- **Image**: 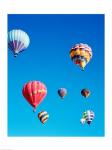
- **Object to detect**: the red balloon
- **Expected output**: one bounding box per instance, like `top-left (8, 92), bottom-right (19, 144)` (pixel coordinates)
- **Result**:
top-left (22, 81), bottom-right (47, 111)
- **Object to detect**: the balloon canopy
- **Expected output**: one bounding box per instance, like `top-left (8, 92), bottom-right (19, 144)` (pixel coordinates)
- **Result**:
top-left (8, 29), bottom-right (30, 57)
top-left (81, 89), bottom-right (90, 98)
top-left (81, 110), bottom-right (95, 125)
top-left (58, 88), bottom-right (67, 99)
top-left (38, 111), bottom-right (49, 124)
top-left (70, 43), bottom-right (92, 70)
top-left (22, 81), bottom-right (47, 111)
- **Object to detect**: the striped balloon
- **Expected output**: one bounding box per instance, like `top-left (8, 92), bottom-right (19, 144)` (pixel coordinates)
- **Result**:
top-left (22, 81), bottom-right (47, 112)
top-left (82, 110), bottom-right (95, 125)
top-left (8, 29), bottom-right (30, 57)
top-left (38, 111), bottom-right (49, 124)
top-left (70, 43), bottom-right (92, 70)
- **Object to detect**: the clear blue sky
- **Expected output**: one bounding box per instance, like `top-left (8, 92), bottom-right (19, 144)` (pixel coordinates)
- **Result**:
top-left (8, 14), bottom-right (104, 136)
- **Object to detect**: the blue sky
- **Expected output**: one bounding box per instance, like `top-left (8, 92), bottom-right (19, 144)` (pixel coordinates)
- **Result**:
top-left (8, 14), bottom-right (104, 136)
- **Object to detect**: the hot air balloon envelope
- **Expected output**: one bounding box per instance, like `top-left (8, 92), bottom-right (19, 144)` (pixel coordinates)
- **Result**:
top-left (70, 43), bottom-right (92, 70)
top-left (81, 110), bottom-right (95, 125)
top-left (81, 89), bottom-right (90, 98)
top-left (38, 111), bottom-right (49, 124)
top-left (58, 88), bottom-right (67, 99)
top-left (22, 81), bottom-right (47, 111)
top-left (8, 29), bottom-right (30, 57)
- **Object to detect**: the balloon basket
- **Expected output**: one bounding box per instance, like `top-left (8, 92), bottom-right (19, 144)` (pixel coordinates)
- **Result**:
top-left (14, 54), bottom-right (17, 57)
top-left (33, 109), bottom-right (36, 113)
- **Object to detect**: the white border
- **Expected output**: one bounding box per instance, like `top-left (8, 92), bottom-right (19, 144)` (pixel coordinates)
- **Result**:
top-left (0, 0), bottom-right (112, 149)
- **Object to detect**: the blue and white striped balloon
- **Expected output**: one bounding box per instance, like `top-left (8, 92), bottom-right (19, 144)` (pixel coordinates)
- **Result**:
top-left (8, 29), bottom-right (30, 57)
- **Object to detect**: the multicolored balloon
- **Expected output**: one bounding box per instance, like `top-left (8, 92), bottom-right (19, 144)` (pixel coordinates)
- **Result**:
top-left (58, 88), bottom-right (67, 99)
top-left (8, 29), bottom-right (30, 57)
top-left (81, 110), bottom-right (95, 125)
top-left (38, 111), bottom-right (49, 124)
top-left (81, 89), bottom-right (90, 98)
top-left (22, 81), bottom-right (47, 112)
top-left (69, 43), bottom-right (92, 70)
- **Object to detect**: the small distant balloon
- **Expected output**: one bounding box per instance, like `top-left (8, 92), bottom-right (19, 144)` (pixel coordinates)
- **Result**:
top-left (8, 29), bottom-right (30, 57)
top-left (81, 110), bottom-right (95, 125)
top-left (80, 118), bottom-right (86, 124)
top-left (58, 88), bottom-right (67, 99)
top-left (69, 43), bottom-right (92, 70)
top-left (81, 89), bottom-right (90, 98)
top-left (38, 111), bottom-right (49, 124)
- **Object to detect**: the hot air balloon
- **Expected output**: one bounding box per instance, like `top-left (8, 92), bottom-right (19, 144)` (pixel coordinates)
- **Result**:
top-left (58, 88), bottom-right (67, 99)
top-left (38, 111), bottom-right (49, 124)
top-left (81, 110), bottom-right (95, 125)
top-left (80, 118), bottom-right (86, 124)
top-left (69, 43), bottom-right (92, 70)
top-left (22, 81), bottom-right (47, 112)
top-left (85, 110), bottom-right (95, 125)
top-left (81, 89), bottom-right (90, 98)
top-left (8, 29), bottom-right (30, 57)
